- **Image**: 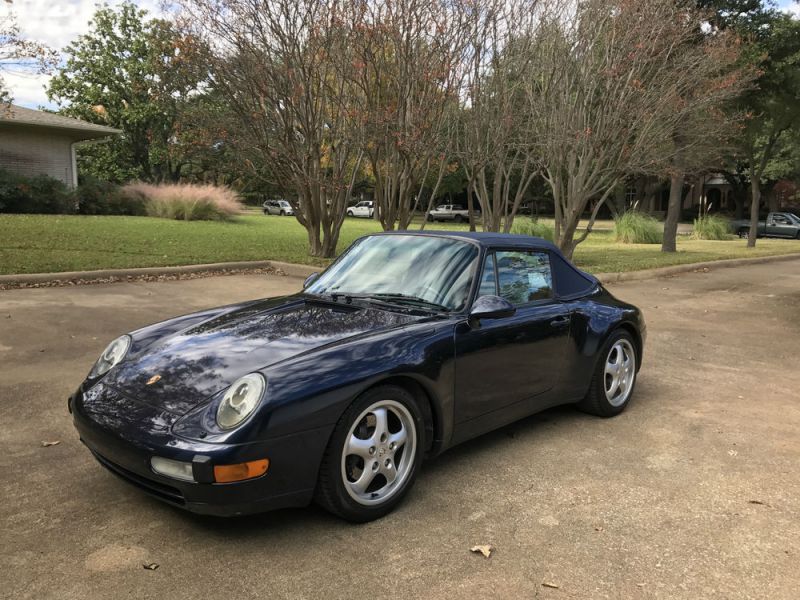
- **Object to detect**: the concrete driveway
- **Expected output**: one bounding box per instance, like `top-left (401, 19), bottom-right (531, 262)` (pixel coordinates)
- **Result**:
top-left (2, 260), bottom-right (799, 599)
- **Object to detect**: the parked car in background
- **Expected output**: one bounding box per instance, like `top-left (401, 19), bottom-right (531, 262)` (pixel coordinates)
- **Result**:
top-left (428, 204), bottom-right (476, 223)
top-left (731, 212), bottom-right (800, 239)
top-left (263, 200), bottom-right (294, 216)
top-left (69, 231), bottom-right (645, 522)
top-left (347, 201), bottom-right (374, 218)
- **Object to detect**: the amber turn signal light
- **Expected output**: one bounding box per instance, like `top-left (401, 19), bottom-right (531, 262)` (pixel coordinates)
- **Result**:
top-left (213, 459), bottom-right (269, 483)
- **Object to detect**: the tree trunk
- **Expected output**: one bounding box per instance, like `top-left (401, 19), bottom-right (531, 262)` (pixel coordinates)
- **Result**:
top-left (558, 218), bottom-right (580, 260)
top-left (661, 172), bottom-right (684, 253)
top-left (466, 180), bottom-right (477, 232)
top-left (747, 177), bottom-right (760, 248)
top-left (307, 226), bottom-right (323, 257)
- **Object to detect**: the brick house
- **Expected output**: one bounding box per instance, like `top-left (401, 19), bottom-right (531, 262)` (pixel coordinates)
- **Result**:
top-left (0, 105), bottom-right (119, 188)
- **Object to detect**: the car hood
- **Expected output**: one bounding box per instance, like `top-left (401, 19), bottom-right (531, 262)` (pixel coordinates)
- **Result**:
top-left (105, 297), bottom-right (423, 415)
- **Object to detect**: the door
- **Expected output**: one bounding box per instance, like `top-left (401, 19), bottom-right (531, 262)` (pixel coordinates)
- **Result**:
top-left (454, 249), bottom-right (572, 424)
top-left (767, 214), bottom-right (794, 237)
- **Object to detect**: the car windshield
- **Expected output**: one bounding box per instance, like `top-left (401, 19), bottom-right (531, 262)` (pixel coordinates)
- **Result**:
top-left (306, 235), bottom-right (479, 311)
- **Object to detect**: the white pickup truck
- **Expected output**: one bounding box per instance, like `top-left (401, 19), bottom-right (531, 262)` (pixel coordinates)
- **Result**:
top-left (427, 204), bottom-right (476, 223)
top-left (347, 201), bottom-right (374, 218)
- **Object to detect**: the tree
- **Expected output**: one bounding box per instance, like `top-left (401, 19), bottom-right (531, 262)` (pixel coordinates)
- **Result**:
top-left (739, 13), bottom-right (800, 246)
top-left (178, 0), bottom-right (365, 257)
top-left (660, 20), bottom-right (751, 253)
top-left (47, 2), bottom-right (209, 183)
top-left (456, 0), bottom-right (544, 233)
top-left (526, 0), bottom-right (749, 258)
top-left (0, 3), bottom-right (57, 104)
top-left (349, 0), bottom-right (467, 231)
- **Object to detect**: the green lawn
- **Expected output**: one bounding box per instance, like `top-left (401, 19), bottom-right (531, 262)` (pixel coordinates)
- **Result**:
top-left (1, 213), bottom-right (798, 276)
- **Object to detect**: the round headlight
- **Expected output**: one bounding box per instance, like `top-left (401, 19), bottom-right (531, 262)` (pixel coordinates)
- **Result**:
top-left (89, 335), bottom-right (131, 379)
top-left (216, 373), bottom-right (266, 430)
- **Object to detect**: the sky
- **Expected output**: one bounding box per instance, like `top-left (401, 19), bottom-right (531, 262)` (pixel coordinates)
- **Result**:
top-left (1, 0), bottom-right (164, 109)
top-left (2, 0), bottom-right (800, 110)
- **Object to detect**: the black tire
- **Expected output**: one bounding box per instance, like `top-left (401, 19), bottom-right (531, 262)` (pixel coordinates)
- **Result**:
top-left (454, 214), bottom-right (464, 223)
top-left (315, 385), bottom-right (425, 522)
top-left (263, 209), bottom-right (268, 215)
top-left (738, 228), bottom-right (749, 239)
top-left (347, 210), bottom-right (354, 217)
top-left (426, 214), bottom-right (434, 222)
top-left (280, 210), bottom-right (286, 216)
top-left (578, 330), bottom-right (638, 418)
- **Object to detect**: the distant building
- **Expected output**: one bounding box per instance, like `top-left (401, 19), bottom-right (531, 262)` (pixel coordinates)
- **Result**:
top-left (0, 104), bottom-right (119, 188)
top-left (622, 172), bottom-right (789, 218)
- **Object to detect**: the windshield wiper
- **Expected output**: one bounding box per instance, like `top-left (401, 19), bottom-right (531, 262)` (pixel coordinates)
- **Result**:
top-left (355, 293), bottom-right (448, 312)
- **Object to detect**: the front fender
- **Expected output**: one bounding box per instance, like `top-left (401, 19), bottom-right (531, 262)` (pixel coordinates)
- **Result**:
top-left (172, 320), bottom-right (458, 451)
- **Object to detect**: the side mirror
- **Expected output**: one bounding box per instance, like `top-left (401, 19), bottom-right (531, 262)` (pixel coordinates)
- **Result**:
top-left (469, 295), bottom-right (516, 322)
top-left (303, 272), bottom-right (320, 289)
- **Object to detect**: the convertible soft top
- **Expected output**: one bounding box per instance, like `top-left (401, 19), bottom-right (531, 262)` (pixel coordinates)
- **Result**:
top-left (372, 230), bottom-right (599, 298)
top-left (376, 229), bottom-right (559, 250)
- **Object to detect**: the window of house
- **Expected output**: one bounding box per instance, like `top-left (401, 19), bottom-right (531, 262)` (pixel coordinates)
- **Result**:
top-left (625, 184), bottom-right (637, 207)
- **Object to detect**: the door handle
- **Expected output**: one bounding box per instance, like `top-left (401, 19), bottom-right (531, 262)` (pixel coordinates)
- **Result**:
top-left (550, 315), bottom-right (571, 327)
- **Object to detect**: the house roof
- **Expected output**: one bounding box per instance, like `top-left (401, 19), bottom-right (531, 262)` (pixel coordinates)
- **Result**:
top-left (0, 104), bottom-right (121, 140)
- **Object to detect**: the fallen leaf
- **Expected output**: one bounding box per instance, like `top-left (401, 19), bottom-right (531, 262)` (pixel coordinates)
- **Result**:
top-left (748, 500), bottom-right (768, 506)
top-left (594, 526), bottom-right (604, 532)
top-left (142, 562), bottom-right (159, 570)
top-left (542, 582), bottom-right (560, 589)
top-left (470, 544), bottom-right (493, 558)
top-left (41, 440), bottom-right (60, 447)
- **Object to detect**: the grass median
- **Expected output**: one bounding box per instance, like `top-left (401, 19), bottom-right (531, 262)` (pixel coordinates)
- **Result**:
top-left (1, 213), bottom-right (798, 276)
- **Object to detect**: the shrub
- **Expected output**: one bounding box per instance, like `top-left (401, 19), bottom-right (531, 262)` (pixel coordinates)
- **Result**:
top-left (614, 211), bottom-right (663, 244)
top-left (75, 177), bottom-right (145, 215)
top-left (692, 214), bottom-right (731, 240)
top-left (0, 169), bottom-right (75, 214)
top-left (122, 182), bottom-right (244, 221)
top-left (510, 217), bottom-right (555, 241)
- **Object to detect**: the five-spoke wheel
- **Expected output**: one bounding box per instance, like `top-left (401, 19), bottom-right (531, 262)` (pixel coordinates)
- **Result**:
top-left (604, 339), bottom-right (636, 407)
top-left (316, 385), bottom-right (423, 522)
top-left (341, 400), bottom-right (416, 505)
top-left (579, 330), bottom-right (639, 417)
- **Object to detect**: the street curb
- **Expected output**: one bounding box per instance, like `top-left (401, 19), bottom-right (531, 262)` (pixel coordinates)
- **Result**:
top-left (594, 252), bottom-right (800, 284)
top-left (1, 251), bottom-right (798, 288)
top-left (0, 259), bottom-right (318, 286)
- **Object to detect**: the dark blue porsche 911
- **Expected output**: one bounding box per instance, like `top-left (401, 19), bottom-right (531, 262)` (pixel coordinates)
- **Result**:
top-left (70, 231), bottom-right (645, 522)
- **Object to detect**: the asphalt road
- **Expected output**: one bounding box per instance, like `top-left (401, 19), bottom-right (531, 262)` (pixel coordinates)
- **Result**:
top-left (2, 260), bottom-right (799, 599)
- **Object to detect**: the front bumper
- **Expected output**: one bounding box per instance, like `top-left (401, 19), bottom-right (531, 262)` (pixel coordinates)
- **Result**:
top-left (69, 388), bottom-right (331, 516)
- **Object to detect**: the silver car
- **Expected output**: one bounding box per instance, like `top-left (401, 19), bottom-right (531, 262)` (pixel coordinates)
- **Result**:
top-left (262, 200), bottom-right (295, 216)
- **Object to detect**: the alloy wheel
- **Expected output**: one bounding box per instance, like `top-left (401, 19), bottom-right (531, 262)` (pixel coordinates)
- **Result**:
top-left (341, 400), bottom-right (417, 506)
top-left (604, 339), bottom-right (636, 407)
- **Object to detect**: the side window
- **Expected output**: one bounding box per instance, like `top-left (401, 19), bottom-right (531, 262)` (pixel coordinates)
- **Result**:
top-left (478, 253), bottom-right (497, 297)
top-left (495, 251), bottom-right (553, 305)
